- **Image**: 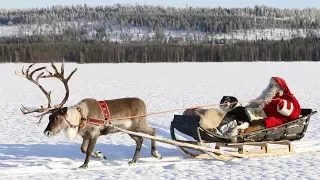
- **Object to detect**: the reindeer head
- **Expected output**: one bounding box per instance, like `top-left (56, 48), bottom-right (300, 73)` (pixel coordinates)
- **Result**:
top-left (44, 107), bottom-right (68, 136)
top-left (15, 61), bottom-right (77, 137)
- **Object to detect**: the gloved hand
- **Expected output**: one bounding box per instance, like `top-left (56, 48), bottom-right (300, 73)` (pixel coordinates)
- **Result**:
top-left (245, 107), bottom-right (266, 121)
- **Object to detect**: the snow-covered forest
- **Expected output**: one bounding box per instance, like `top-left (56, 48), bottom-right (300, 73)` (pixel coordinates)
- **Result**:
top-left (1, 4), bottom-right (320, 43)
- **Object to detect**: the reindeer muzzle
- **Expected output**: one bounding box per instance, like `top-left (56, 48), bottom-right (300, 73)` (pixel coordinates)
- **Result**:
top-left (44, 130), bottom-right (54, 137)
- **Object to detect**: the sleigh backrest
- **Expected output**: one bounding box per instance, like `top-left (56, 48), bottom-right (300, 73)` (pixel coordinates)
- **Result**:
top-left (282, 108), bottom-right (316, 140)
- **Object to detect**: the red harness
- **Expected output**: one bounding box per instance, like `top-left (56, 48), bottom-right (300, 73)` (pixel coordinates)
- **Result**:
top-left (97, 101), bottom-right (111, 119)
top-left (80, 101), bottom-right (111, 126)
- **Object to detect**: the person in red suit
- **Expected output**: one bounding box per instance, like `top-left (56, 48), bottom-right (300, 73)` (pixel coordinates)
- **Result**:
top-left (243, 77), bottom-right (301, 133)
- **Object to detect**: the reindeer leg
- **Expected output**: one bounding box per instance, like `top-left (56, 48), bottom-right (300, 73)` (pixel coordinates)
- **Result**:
top-left (79, 137), bottom-right (97, 169)
top-left (149, 127), bottom-right (162, 160)
top-left (81, 138), bottom-right (106, 160)
top-left (128, 135), bottom-right (143, 165)
top-left (139, 126), bottom-right (162, 160)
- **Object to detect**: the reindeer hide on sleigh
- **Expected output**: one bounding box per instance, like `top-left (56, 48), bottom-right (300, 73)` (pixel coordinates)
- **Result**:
top-left (183, 108), bottom-right (226, 131)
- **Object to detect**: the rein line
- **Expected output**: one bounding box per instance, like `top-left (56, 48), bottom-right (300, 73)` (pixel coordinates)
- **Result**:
top-left (106, 98), bottom-right (280, 121)
top-left (76, 98), bottom-right (280, 125)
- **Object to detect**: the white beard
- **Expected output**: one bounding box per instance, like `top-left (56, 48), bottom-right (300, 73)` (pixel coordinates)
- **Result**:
top-left (246, 84), bottom-right (282, 109)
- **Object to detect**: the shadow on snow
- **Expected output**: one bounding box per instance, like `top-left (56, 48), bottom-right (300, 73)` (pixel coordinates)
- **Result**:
top-left (0, 141), bottom-right (183, 162)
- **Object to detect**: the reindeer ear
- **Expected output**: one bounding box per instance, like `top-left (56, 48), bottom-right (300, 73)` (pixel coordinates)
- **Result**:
top-left (60, 107), bottom-right (68, 114)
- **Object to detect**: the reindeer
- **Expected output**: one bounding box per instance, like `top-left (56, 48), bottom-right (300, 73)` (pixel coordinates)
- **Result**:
top-left (15, 62), bottom-right (162, 169)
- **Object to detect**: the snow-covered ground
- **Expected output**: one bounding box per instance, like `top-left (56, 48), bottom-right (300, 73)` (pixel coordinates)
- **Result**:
top-left (1, 62), bottom-right (320, 179)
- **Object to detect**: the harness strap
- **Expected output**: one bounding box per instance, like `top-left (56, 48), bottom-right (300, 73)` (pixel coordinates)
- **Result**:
top-left (64, 117), bottom-right (80, 128)
top-left (81, 117), bottom-right (109, 126)
top-left (97, 101), bottom-right (111, 120)
top-left (59, 108), bottom-right (81, 129)
top-left (76, 101), bottom-right (111, 127)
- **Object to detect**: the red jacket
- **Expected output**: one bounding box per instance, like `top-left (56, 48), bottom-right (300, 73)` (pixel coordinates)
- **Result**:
top-left (262, 77), bottom-right (301, 128)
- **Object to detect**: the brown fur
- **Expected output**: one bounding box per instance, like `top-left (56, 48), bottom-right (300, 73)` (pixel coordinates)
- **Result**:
top-left (44, 97), bottom-right (162, 169)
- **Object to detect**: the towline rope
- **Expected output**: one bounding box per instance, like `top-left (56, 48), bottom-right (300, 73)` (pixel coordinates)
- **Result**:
top-left (106, 98), bottom-right (280, 121)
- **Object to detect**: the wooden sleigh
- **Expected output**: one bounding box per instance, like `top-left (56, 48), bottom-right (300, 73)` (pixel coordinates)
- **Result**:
top-left (169, 108), bottom-right (318, 160)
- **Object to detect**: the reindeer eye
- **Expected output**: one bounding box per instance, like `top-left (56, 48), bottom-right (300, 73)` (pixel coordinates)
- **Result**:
top-left (49, 116), bottom-right (58, 122)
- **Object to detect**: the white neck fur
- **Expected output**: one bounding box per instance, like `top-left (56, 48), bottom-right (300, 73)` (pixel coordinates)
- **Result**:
top-left (63, 106), bottom-right (81, 140)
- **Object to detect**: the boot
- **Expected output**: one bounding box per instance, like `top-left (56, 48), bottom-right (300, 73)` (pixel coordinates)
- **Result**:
top-left (242, 120), bottom-right (266, 134)
top-left (243, 124), bottom-right (262, 133)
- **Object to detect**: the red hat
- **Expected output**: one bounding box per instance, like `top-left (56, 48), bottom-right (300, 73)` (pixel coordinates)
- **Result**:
top-left (269, 77), bottom-right (291, 95)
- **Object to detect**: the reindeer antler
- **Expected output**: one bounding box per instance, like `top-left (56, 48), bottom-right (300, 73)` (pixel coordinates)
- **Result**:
top-left (15, 60), bottom-right (77, 124)
top-left (15, 63), bottom-right (52, 114)
top-left (40, 60), bottom-right (77, 109)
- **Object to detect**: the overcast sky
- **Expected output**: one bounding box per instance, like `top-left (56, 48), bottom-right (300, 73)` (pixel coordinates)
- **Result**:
top-left (1, 0), bottom-right (320, 9)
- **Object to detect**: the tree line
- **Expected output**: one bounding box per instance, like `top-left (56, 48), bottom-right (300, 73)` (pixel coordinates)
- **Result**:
top-left (1, 4), bottom-right (320, 34)
top-left (1, 35), bottom-right (319, 63)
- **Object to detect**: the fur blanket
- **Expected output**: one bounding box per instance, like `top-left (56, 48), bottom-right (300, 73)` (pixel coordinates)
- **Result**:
top-left (183, 108), bottom-right (226, 131)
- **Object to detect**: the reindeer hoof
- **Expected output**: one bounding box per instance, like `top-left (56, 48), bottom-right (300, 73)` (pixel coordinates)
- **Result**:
top-left (152, 150), bottom-right (162, 160)
top-left (128, 160), bottom-right (136, 166)
top-left (79, 164), bottom-right (88, 169)
top-left (92, 151), bottom-right (107, 159)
